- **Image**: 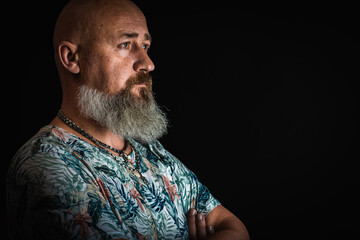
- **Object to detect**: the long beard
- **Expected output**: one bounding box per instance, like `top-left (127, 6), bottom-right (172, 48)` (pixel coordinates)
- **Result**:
top-left (77, 73), bottom-right (168, 144)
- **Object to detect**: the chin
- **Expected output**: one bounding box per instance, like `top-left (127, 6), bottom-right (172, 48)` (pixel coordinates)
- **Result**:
top-left (131, 87), bottom-right (143, 98)
top-left (131, 85), bottom-right (151, 98)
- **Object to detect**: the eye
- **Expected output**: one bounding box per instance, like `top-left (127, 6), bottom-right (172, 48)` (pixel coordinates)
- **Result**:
top-left (120, 42), bottom-right (130, 49)
top-left (142, 43), bottom-right (150, 51)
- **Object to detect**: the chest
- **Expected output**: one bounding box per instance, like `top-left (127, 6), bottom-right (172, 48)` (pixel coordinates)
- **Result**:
top-left (85, 149), bottom-right (189, 239)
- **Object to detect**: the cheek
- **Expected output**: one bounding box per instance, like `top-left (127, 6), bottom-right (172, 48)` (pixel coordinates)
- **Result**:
top-left (81, 59), bottom-right (106, 90)
top-left (105, 60), bottom-right (133, 94)
top-left (80, 47), bottom-right (135, 93)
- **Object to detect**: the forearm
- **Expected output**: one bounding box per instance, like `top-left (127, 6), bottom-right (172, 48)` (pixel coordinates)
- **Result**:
top-left (207, 216), bottom-right (250, 240)
top-left (187, 206), bottom-right (250, 240)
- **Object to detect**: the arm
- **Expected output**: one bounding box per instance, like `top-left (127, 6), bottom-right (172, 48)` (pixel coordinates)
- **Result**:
top-left (206, 205), bottom-right (250, 240)
top-left (187, 205), bottom-right (250, 240)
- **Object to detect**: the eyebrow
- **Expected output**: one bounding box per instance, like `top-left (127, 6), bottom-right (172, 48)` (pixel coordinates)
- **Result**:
top-left (119, 32), bottom-right (152, 42)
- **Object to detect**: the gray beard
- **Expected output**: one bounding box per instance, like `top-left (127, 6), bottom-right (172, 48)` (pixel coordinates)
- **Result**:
top-left (77, 84), bottom-right (168, 144)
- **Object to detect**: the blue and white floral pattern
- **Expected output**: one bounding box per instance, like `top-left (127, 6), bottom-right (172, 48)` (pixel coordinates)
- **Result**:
top-left (7, 126), bottom-right (220, 240)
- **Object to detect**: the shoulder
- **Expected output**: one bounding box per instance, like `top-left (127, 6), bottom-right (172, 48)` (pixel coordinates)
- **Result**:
top-left (10, 126), bottom-right (75, 166)
top-left (7, 126), bottom-right (97, 211)
top-left (8, 126), bottom-right (88, 193)
top-left (12, 125), bottom-right (78, 158)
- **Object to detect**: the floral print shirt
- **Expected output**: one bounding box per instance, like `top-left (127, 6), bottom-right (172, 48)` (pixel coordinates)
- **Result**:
top-left (7, 126), bottom-right (220, 240)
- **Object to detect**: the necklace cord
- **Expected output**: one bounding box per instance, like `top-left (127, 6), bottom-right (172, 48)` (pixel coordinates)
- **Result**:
top-left (56, 111), bottom-right (158, 235)
top-left (57, 110), bottom-right (142, 174)
top-left (57, 110), bottom-right (127, 154)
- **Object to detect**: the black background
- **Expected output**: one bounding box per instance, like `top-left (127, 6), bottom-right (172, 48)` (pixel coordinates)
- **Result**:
top-left (2, 1), bottom-right (360, 239)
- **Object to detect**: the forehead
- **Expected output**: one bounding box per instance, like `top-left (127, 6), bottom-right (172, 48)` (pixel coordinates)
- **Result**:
top-left (97, 4), bottom-right (149, 37)
top-left (97, 14), bottom-right (151, 40)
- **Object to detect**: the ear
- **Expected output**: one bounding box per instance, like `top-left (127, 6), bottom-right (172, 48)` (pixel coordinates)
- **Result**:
top-left (58, 41), bottom-right (80, 74)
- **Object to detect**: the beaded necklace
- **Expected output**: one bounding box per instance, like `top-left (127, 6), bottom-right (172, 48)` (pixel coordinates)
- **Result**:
top-left (57, 110), bottom-right (160, 237)
top-left (57, 110), bottom-right (143, 177)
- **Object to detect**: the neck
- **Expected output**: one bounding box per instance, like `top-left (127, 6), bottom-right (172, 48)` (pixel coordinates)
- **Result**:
top-left (50, 106), bottom-right (127, 152)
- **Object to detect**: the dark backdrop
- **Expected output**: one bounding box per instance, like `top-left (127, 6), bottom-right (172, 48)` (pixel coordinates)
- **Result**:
top-left (3, 1), bottom-right (360, 239)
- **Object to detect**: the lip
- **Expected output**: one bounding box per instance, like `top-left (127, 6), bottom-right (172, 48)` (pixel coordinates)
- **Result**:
top-left (134, 82), bottom-right (147, 86)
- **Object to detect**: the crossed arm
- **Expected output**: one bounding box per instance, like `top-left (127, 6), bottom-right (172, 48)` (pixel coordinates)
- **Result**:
top-left (115, 205), bottom-right (249, 240)
top-left (186, 205), bottom-right (250, 240)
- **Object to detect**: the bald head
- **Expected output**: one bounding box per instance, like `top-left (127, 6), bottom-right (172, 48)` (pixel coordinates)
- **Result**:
top-left (53, 0), bottom-right (143, 48)
top-left (53, 0), bottom-right (152, 81)
top-left (53, 0), bottom-right (155, 112)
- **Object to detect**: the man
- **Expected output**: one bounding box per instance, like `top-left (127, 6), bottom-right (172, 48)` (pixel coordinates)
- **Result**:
top-left (7, 0), bottom-right (250, 239)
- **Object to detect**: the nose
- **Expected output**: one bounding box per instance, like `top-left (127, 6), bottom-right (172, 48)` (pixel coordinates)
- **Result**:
top-left (133, 49), bottom-right (155, 73)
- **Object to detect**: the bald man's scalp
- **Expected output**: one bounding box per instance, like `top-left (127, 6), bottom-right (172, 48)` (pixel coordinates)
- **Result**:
top-left (53, 0), bottom-right (144, 76)
top-left (53, 0), bottom-right (142, 50)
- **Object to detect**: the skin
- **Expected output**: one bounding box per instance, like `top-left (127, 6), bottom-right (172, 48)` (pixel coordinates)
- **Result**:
top-left (51, 0), bottom-right (250, 239)
top-left (51, 0), bottom-right (154, 152)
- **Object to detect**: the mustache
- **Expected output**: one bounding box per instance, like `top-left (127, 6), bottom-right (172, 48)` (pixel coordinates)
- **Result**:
top-left (125, 72), bottom-right (152, 88)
